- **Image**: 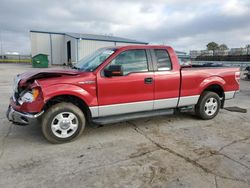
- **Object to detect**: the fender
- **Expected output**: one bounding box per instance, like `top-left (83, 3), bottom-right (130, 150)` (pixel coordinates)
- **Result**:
top-left (42, 83), bottom-right (98, 107)
top-left (199, 76), bottom-right (226, 94)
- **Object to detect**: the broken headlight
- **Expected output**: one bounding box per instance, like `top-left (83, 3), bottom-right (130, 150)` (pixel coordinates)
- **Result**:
top-left (18, 88), bottom-right (40, 105)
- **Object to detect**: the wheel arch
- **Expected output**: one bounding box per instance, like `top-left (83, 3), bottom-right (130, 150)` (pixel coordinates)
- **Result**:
top-left (203, 84), bottom-right (224, 98)
top-left (43, 94), bottom-right (92, 121)
top-left (200, 84), bottom-right (225, 108)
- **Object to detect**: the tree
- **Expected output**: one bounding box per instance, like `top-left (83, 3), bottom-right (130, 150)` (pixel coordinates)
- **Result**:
top-left (246, 44), bottom-right (250, 48)
top-left (219, 44), bottom-right (228, 50)
top-left (206, 42), bottom-right (219, 51)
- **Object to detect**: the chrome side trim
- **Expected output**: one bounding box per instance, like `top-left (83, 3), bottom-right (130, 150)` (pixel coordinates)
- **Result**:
top-left (89, 106), bottom-right (99, 118)
top-left (224, 91), bottom-right (236, 100)
top-left (178, 95), bottom-right (200, 107)
top-left (90, 95), bottom-right (201, 118)
top-left (154, 98), bottom-right (178, 110)
top-left (99, 100), bottom-right (153, 117)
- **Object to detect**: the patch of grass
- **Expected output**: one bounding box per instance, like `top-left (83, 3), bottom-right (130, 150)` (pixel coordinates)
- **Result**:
top-left (0, 59), bottom-right (31, 63)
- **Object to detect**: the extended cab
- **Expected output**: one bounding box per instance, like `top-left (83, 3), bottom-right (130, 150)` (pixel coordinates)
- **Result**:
top-left (6, 45), bottom-right (240, 143)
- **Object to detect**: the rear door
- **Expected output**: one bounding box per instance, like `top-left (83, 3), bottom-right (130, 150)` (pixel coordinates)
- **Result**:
top-left (151, 49), bottom-right (181, 110)
top-left (97, 49), bottom-right (154, 117)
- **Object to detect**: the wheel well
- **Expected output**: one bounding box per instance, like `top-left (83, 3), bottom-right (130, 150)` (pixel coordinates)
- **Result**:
top-left (43, 95), bottom-right (92, 121)
top-left (203, 84), bottom-right (224, 98)
top-left (203, 84), bottom-right (225, 108)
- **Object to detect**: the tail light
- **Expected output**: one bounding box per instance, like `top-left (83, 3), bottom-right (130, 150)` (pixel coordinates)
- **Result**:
top-left (235, 71), bottom-right (240, 84)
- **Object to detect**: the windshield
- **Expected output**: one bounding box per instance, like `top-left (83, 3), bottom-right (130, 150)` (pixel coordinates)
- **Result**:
top-left (74, 48), bottom-right (116, 71)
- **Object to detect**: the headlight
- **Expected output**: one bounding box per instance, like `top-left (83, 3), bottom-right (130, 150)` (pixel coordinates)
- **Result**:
top-left (18, 88), bottom-right (40, 105)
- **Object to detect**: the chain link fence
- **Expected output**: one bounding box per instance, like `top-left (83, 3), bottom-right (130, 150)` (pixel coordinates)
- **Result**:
top-left (0, 54), bottom-right (31, 63)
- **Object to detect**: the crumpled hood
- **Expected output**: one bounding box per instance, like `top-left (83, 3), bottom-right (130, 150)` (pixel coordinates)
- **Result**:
top-left (18, 69), bottom-right (80, 86)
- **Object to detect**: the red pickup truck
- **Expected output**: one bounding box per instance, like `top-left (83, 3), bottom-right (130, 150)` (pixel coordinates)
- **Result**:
top-left (7, 45), bottom-right (240, 143)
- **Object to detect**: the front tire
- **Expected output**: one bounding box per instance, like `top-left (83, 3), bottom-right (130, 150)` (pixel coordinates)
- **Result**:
top-left (195, 91), bottom-right (221, 120)
top-left (41, 102), bottom-right (85, 144)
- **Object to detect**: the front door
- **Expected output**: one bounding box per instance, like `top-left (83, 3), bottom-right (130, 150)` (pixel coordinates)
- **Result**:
top-left (97, 49), bottom-right (154, 117)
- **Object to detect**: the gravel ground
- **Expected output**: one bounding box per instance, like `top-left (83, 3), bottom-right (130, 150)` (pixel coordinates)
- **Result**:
top-left (0, 63), bottom-right (250, 188)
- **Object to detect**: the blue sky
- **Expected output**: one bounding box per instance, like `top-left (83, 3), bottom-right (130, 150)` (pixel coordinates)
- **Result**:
top-left (0, 0), bottom-right (250, 54)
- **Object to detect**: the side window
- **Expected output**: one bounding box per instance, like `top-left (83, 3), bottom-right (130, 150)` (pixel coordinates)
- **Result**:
top-left (109, 50), bottom-right (148, 75)
top-left (154, 49), bottom-right (172, 71)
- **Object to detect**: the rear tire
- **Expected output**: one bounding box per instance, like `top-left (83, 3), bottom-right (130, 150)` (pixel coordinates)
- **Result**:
top-left (41, 102), bottom-right (85, 144)
top-left (195, 91), bottom-right (221, 120)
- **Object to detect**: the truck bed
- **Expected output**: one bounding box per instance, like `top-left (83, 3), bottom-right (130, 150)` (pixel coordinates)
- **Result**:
top-left (180, 67), bottom-right (240, 97)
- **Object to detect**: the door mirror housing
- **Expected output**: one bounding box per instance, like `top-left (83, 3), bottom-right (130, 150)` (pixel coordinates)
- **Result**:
top-left (104, 65), bottom-right (123, 77)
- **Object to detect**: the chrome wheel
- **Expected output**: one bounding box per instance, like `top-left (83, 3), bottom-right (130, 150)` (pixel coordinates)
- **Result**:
top-left (204, 97), bottom-right (218, 116)
top-left (51, 112), bottom-right (79, 138)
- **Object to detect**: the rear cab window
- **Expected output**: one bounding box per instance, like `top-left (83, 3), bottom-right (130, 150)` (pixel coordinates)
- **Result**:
top-left (154, 49), bottom-right (172, 71)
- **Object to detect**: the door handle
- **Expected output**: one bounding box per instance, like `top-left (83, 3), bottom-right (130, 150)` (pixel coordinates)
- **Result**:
top-left (144, 77), bottom-right (153, 84)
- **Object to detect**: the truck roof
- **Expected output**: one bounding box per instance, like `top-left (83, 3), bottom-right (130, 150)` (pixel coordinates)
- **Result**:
top-left (102, 45), bottom-right (173, 52)
top-left (114, 45), bottom-right (171, 49)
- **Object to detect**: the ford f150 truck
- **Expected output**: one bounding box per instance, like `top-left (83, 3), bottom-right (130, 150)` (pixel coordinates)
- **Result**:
top-left (6, 45), bottom-right (240, 143)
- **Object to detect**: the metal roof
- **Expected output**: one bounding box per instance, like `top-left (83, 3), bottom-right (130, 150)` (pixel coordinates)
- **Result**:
top-left (30, 30), bottom-right (148, 44)
top-left (66, 32), bottom-right (148, 44)
top-left (175, 51), bottom-right (187, 55)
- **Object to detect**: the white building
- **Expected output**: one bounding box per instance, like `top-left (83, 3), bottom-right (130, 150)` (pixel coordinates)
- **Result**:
top-left (229, 48), bottom-right (248, 56)
top-left (214, 49), bottom-right (229, 56)
top-left (30, 30), bottom-right (148, 65)
top-left (190, 50), bottom-right (202, 59)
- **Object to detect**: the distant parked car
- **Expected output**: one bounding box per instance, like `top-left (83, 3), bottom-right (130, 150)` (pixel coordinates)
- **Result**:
top-left (192, 62), bottom-right (224, 67)
top-left (178, 56), bottom-right (191, 65)
top-left (245, 66), bottom-right (250, 79)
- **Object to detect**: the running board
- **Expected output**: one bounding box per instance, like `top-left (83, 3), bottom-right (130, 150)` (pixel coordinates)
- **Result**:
top-left (92, 109), bottom-right (174, 125)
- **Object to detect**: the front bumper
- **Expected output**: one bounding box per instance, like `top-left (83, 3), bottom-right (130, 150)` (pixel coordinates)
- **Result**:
top-left (6, 106), bottom-right (44, 125)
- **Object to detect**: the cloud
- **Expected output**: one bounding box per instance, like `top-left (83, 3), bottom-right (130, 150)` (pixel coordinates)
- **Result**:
top-left (221, 0), bottom-right (250, 16)
top-left (0, 0), bottom-right (250, 54)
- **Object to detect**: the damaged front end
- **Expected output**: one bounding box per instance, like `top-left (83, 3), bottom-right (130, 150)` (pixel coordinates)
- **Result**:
top-left (6, 69), bottom-right (80, 125)
top-left (7, 74), bottom-right (45, 125)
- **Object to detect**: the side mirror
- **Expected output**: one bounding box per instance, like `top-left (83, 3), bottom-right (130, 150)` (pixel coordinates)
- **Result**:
top-left (104, 65), bottom-right (123, 77)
